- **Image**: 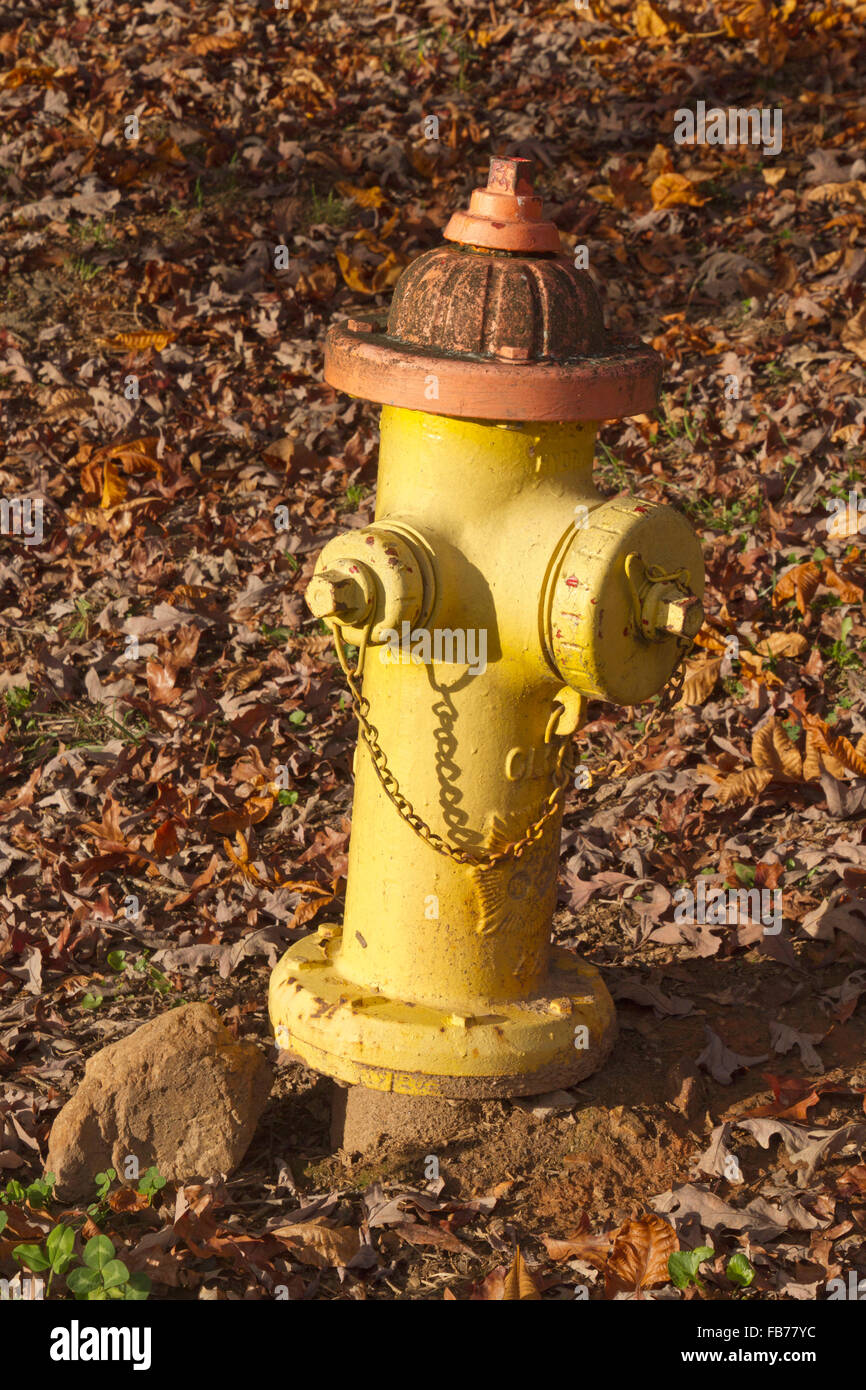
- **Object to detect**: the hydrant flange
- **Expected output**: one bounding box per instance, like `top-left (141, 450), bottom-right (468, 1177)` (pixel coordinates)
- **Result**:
top-left (270, 929), bottom-right (615, 1099)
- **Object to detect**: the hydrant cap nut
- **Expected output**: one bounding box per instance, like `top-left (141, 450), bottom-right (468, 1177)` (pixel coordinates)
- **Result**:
top-left (661, 595), bottom-right (703, 638)
top-left (306, 565), bottom-right (374, 624)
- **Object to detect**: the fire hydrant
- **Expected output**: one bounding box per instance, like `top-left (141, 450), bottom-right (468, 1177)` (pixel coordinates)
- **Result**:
top-left (269, 157), bottom-right (704, 1097)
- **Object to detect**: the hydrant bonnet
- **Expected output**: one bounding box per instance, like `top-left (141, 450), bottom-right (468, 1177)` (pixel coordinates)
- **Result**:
top-left (325, 158), bottom-right (662, 422)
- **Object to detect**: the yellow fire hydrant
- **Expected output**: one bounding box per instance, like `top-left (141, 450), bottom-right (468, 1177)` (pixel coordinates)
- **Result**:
top-left (269, 157), bottom-right (704, 1097)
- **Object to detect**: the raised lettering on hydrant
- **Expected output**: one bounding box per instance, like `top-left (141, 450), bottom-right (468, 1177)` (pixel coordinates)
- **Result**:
top-left (269, 156), bottom-right (704, 1097)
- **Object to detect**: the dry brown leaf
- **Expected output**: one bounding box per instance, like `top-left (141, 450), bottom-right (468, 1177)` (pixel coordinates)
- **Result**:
top-left (806, 181), bottom-right (866, 207)
top-left (97, 436), bottom-right (161, 473)
top-left (841, 302), bottom-right (866, 362)
top-left (606, 1215), bottom-right (677, 1296)
top-left (146, 659), bottom-right (181, 706)
top-left (223, 830), bottom-right (263, 883)
top-left (821, 558), bottom-right (864, 604)
top-left (42, 387), bottom-right (93, 420)
top-left (675, 655), bottom-right (722, 708)
top-left (751, 719), bottom-right (802, 781)
top-left (542, 1229), bottom-right (611, 1269)
top-left (335, 181), bottom-right (386, 209)
top-left (634, 0), bottom-right (677, 36)
top-left (773, 561), bottom-right (820, 615)
top-left (755, 632), bottom-right (809, 659)
top-left (100, 460), bottom-right (127, 509)
top-left (97, 331), bottom-right (177, 352)
top-left (271, 1221), bottom-right (361, 1269)
top-left (807, 722), bottom-right (866, 780)
top-left (650, 173), bottom-right (707, 210)
top-left (502, 1247), bottom-right (541, 1300)
top-left (713, 766), bottom-right (774, 806)
top-left (68, 496), bottom-right (163, 525)
top-left (189, 32), bottom-right (242, 54)
top-left (168, 584), bottom-right (214, 606)
top-left (0, 62), bottom-right (58, 88)
top-left (285, 67), bottom-right (332, 99)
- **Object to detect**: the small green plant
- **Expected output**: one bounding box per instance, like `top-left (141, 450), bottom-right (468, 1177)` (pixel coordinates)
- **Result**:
top-left (289, 709), bottom-right (306, 726)
top-left (66, 1234), bottom-right (150, 1301)
top-left (345, 483), bottom-right (364, 507)
top-left (68, 596), bottom-right (94, 640)
top-left (80, 991), bottom-right (104, 1010)
top-left (827, 615), bottom-right (861, 671)
top-left (261, 621), bottom-right (291, 644)
top-left (14, 1222), bottom-right (76, 1296)
top-left (304, 186), bottom-right (351, 229)
top-left (726, 1252), bottom-right (755, 1288)
top-left (69, 218), bottom-right (114, 247)
top-left (668, 1246), bottom-right (714, 1290)
top-left (66, 255), bottom-right (102, 282)
top-left (137, 1166), bottom-right (167, 1202)
top-left (4, 683), bottom-right (34, 722)
top-left (278, 789), bottom-right (299, 807)
top-left (132, 952), bottom-right (173, 995)
top-left (2, 1173), bottom-right (55, 1207)
top-left (94, 1169), bottom-right (117, 1201)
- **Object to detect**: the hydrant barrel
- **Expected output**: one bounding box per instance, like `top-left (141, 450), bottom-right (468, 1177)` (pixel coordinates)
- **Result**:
top-left (269, 157), bottom-right (705, 1098)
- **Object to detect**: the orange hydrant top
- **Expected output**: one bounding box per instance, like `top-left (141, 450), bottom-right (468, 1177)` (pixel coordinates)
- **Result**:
top-left (323, 154), bottom-right (662, 422)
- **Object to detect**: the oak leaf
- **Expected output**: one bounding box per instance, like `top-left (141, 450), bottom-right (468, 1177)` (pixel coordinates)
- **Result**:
top-left (650, 173), bottom-right (707, 209)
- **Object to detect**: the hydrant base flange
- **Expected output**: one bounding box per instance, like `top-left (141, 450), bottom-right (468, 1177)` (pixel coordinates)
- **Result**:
top-left (269, 931), bottom-right (617, 1099)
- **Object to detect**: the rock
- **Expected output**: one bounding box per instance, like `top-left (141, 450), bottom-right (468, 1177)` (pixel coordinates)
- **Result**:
top-left (47, 1004), bottom-right (272, 1201)
top-left (608, 1104), bottom-right (649, 1140)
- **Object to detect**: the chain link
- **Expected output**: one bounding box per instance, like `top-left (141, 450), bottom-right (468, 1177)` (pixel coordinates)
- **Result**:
top-left (330, 622), bottom-right (570, 869)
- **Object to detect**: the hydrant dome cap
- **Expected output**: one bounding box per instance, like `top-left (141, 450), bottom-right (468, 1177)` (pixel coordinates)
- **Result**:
top-left (324, 155), bottom-right (663, 421)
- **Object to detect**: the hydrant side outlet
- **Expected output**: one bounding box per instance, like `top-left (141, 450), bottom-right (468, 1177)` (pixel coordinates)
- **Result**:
top-left (268, 158), bottom-right (705, 1098)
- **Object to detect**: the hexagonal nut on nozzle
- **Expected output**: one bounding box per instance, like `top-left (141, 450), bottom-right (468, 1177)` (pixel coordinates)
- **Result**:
top-left (657, 594), bottom-right (704, 639)
top-left (306, 563), bottom-right (374, 625)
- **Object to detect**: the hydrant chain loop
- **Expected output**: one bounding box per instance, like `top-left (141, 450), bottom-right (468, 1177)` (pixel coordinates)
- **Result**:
top-left (331, 621), bottom-right (570, 869)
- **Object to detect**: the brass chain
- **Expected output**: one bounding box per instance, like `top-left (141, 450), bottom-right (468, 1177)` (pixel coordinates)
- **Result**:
top-left (330, 622), bottom-right (570, 869)
top-left (653, 633), bottom-right (696, 718)
top-left (328, 608), bottom-right (694, 864)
